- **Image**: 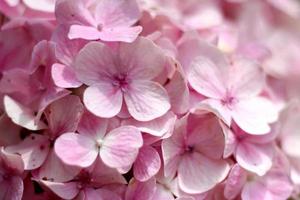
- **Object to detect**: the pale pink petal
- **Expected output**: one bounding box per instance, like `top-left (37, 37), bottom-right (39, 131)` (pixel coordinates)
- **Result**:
top-left (228, 58), bottom-right (264, 98)
top-left (178, 153), bottom-right (230, 194)
top-left (34, 150), bottom-right (80, 182)
top-left (99, 26), bottom-right (142, 43)
top-left (51, 63), bottom-right (82, 88)
top-left (125, 178), bottom-right (157, 200)
top-left (69, 25), bottom-right (101, 40)
top-left (242, 170), bottom-right (293, 200)
top-left (83, 84), bottom-right (123, 118)
top-left (224, 164), bottom-right (247, 200)
top-left (95, 0), bottom-right (141, 27)
top-left (124, 80), bottom-right (170, 121)
top-left (23, 0), bottom-right (55, 12)
top-left (188, 56), bottom-right (226, 99)
top-left (133, 146), bottom-right (161, 182)
top-left (235, 142), bottom-right (273, 176)
top-left (5, 134), bottom-right (50, 170)
top-left (0, 148), bottom-right (24, 175)
top-left (45, 95), bottom-right (84, 135)
top-left (220, 123), bottom-right (237, 158)
top-left (39, 180), bottom-right (78, 200)
top-left (0, 176), bottom-right (23, 200)
top-left (232, 97), bottom-right (278, 135)
top-left (151, 184), bottom-right (174, 200)
top-left (165, 70), bottom-right (190, 115)
top-left (191, 98), bottom-right (232, 126)
top-left (122, 111), bottom-right (176, 137)
top-left (120, 37), bottom-right (166, 80)
top-left (85, 188), bottom-right (122, 200)
top-left (100, 126), bottom-right (143, 168)
top-left (55, 0), bottom-right (96, 26)
top-left (4, 96), bottom-right (47, 131)
top-left (78, 111), bottom-right (108, 140)
top-left (75, 41), bottom-right (116, 85)
top-left (54, 132), bottom-right (98, 168)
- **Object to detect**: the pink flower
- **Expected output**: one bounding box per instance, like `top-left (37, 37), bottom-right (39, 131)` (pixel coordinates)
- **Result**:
top-left (55, 0), bottom-right (142, 42)
top-left (54, 111), bottom-right (143, 169)
top-left (180, 38), bottom-right (278, 135)
top-left (75, 37), bottom-right (171, 121)
top-left (162, 113), bottom-right (230, 194)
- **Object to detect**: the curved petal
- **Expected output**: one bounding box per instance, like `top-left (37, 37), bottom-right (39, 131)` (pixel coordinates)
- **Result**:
top-left (125, 178), bottom-right (157, 200)
top-left (124, 80), bottom-right (170, 121)
top-left (100, 126), bottom-right (143, 168)
top-left (51, 63), bottom-right (82, 88)
top-left (0, 176), bottom-right (23, 200)
top-left (83, 84), bottom-right (123, 118)
top-left (5, 134), bottom-right (50, 170)
top-left (224, 164), bottom-right (247, 200)
top-left (133, 146), bottom-right (161, 182)
top-left (99, 26), bottom-right (142, 43)
top-left (45, 95), bottom-right (84, 135)
top-left (235, 142), bottom-right (273, 176)
top-left (68, 25), bottom-right (101, 40)
top-left (95, 0), bottom-right (141, 27)
top-left (75, 41), bottom-right (116, 85)
top-left (119, 37), bottom-right (166, 80)
top-left (232, 97), bottom-right (278, 135)
top-left (39, 180), bottom-right (78, 200)
top-left (4, 96), bottom-right (47, 131)
top-left (188, 56), bottom-right (226, 99)
top-left (23, 0), bottom-right (55, 12)
top-left (54, 132), bottom-right (98, 168)
top-left (178, 153), bottom-right (230, 194)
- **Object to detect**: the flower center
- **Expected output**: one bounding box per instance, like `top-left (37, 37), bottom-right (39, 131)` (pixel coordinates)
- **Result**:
top-left (112, 73), bottom-right (130, 92)
top-left (221, 91), bottom-right (237, 110)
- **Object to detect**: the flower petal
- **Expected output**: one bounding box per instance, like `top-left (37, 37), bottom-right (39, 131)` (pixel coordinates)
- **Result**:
top-left (133, 145), bottom-right (161, 182)
top-left (83, 84), bottom-right (123, 118)
top-left (100, 126), bottom-right (143, 168)
top-left (5, 134), bottom-right (49, 170)
top-left (178, 153), bottom-right (230, 194)
top-left (68, 25), bottom-right (101, 40)
top-left (124, 80), bottom-right (170, 121)
top-left (51, 63), bottom-right (82, 88)
top-left (54, 132), bottom-right (98, 168)
top-left (84, 188), bottom-right (122, 200)
top-left (99, 26), bottom-right (142, 43)
top-left (4, 96), bottom-right (47, 131)
top-left (39, 180), bottom-right (78, 200)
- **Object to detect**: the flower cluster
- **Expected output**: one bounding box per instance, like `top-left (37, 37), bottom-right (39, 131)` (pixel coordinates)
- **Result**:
top-left (0, 0), bottom-right (300, 199)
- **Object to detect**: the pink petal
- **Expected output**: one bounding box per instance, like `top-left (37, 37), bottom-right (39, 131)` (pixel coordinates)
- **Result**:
top-left (165, 69), bottom-right (190, 115)
top-left (68, 25), bottom-right (101, 40)
top-left (95, 0), bottom-right (141, 27)
top-left (23, 0), bottom-right (55, 12)
top-left (51, 63), bottom-right (82, 88)
top-left (228, 58), bottom-right (264, 98)
top-left (54, 132), bottom-right (98, 168)
top-left (232, 97), bottom-right (278, 135)
top-left (224, 164), bottom-right (247, 200)
top-left (98, 26), bottom-right (142, 43)
top-left (151, 184), bottom-right (174, 200)
top-left (119, 37), bottom-right (166, 80)
top-left (133, 145), bottom-right (161, 182)
top-left (122, 111), bottom-right (176, 137)
top-left (78, 111), bottom-right (108, 140)
top-left (191, 98), bottom-right (232, 126)
top-left (0, 148), bottom-right (24, 175)
top-left (84, 188), bottom-right (122, 200)
top-left (75, 41), bottom-right (116, 85)
top-left (124, 80), bottom-right (170, 121)
top-left (235, 142), bottom-right (274, 176)
top-left (34, 150), bottom-right (80, 182)
top-left (125, 178), bottom-right (157, 200)
top-left (45, 95), bottom-right (84, 136)
top-left (178, 153), bottom-right (230, 194)
top-left (51, 25), bottom-right (87, 66)
top-left (0, 176), bottom-right (23, 200)
top-left (5, 134), bottom-right (50, 170)
top-left (4, 96), bottom-right (47, 131)
top-left (100, 126), bottom-right (143, 168)
top-left (83, 84), bottom-right (123, 118)
top-left (55, 0), bottom-right (96, 26)
top-left (188, 56), bottom-right (226, 99)
top-left (39, 180), bottom-right (78, 200)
